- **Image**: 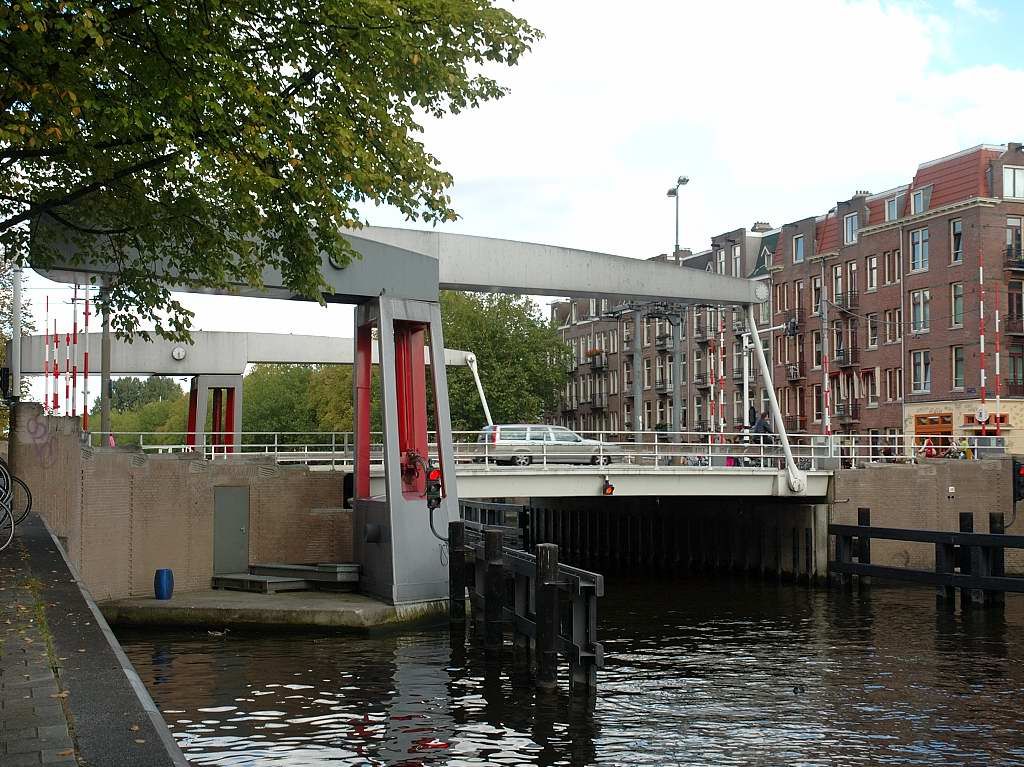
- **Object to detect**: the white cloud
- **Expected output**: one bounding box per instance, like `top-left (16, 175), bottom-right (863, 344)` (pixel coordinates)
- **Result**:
top-left (953, 0), bottom-right (1000, 21)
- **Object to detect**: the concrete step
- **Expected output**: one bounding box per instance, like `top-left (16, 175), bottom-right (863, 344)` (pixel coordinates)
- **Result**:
top-left (249, 563), bottom-right (360, 584)
top-left (212, 573), bottom-right (312, 594)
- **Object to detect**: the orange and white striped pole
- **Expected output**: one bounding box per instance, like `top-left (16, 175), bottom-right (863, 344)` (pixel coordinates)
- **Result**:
top-left (71, 286), bottom-right (78, 418)
top-left (83, 295), bottom-right (90, 432)
top-left (52, 320), bottom-right (60, 414)
top-left (44, 297), bottom-right (50, 414)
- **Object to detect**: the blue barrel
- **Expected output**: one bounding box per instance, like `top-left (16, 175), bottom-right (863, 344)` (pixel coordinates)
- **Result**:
top-left (154, 568), bottom-right (174, 600)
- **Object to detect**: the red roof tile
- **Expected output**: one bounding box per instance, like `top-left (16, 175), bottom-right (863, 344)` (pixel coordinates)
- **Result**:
top-left (815, 214), bottom-right (839, 254)
top-left (908, 146), bottom-right (1001, 211)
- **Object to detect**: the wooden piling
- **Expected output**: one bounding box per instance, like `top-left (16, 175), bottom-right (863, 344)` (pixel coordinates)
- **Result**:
top-left (449, 521), bottom-right (466, 623)
top-left (857, 508), bottom-right (871, 590)
top-left (989, 513), bottom-right (1006, 608)
top-left (535, 543), bottom-right (559, 691)
top-left (484, 528), bottom-right (504, 650)
top-left (959, 512), bottom-right (974, 610)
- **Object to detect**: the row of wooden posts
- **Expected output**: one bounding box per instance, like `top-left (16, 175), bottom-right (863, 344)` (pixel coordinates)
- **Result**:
top-left (447, 517), bottom-right (603, 691)
top-left (830, 508), bottom-right (1022, 607)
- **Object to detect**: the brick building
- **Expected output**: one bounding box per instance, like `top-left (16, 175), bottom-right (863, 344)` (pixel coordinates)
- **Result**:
top-left (551, 142), bottom-right (1024, 451)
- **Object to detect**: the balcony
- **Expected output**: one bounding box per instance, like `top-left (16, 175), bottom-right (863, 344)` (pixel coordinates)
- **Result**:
top-left (588, 351), bottom-right (608, 370)
top-left (732, 366), bottom-right (744, 381)
top-left (1005, 382), bottom-right (1024, 397)
top-left (834, 402), bottom-right (861, 422)
top-left (592, 392), bottom-right (608, 409)
top-left (693, 373), bottom-right (711, 388)
top-left (578, 393), bottom-right (592, 407)
top-left (1005, 244), bottom-right (1024, 269)
top-left (623, 337), bottom-right (635, 353)
top-left (655, 378), bottom-right (673, 395)
top-left (833, 290), bottom-right (859, 311)
top-left (783, 415), bottom-right (808, 433)
top-left (1006, 316), bottom-right (1024, 335)
top-left (561, 396), bottom-right (578, 413)
top-left (784, 308), bottom-right (805, 329)
top-left (655, 333), bottom-right (673, 351)
top-left (786, 362), bottom-right (806, 381)
top-left (834, 345), bottom-right (860, 367)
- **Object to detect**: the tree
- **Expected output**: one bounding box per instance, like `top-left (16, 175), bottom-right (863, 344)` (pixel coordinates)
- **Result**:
top-left (240, 364), bottom-right (320, 438)
top-left (3, 1), bottom-right (540, 339)
top-left (440, 292), bottom-right (570, 430)
top-left (0, 264), bottom-right (34, 435)
top-left (107, 375), bottom-right (182, 412)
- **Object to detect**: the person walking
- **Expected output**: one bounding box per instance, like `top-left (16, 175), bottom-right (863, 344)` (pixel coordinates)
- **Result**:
top-left (752, 411), bottom-right (772, 467)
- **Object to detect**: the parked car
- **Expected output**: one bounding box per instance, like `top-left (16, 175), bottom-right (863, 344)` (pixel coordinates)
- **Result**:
top-left (473, 424), bottom-right (623, 466)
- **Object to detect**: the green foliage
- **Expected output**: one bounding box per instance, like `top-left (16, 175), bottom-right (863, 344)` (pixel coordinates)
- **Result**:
top-left (240, 365), bottom-right (319, 437)
top-left (0, 264), bottom-right (34, 435)
top-left (3, 1), bottom-right (540, 339)
top-left (440, 291), bottom-right (571, 430)
top-left (107, 375), bottom-right (182, 412)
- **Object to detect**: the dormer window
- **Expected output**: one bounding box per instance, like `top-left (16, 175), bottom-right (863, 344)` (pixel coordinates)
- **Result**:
top-left (912, 189), bottom-right (926, 214)
top-left (1005, 166), bottom-right (1024, 199)
top-left (843, 212), bottom-right (859, 245)
top-left (886, 197), bottom-right (899, 221)
top-left (793, 234), bottom-right (805, 264)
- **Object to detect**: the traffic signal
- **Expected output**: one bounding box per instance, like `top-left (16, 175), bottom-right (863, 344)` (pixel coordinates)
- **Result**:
top-left (425, 465), bottom-right (443, 510)
top-left (1014, 459), bottom-right (1024, 504)
top-left (785, 319), bottom-right (799, 337)
top-left (601, 479), bottom-right (615, 496)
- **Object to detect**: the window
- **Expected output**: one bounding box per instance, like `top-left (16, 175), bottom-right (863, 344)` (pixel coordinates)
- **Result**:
top-left (847, 261), bottom-right (858, 293)
top-left (655, 355), bottom-right (664, 386)
top-left (1010, 344), bottom-right (1024, 386)
top-left (867, 314), bottom-right (879, 348)
top-left (644, 401), bottom-right (652, 430)
top-left (867, 255), bottom-right (878, 291)
top-left (793, 234), bottom-right (805, 264)
top-left (952, 346), bottom-right (965, 390)
top-left (910, 289), bottom-right (930, 332)
top-left (865, 369), bottom-right (878, 406)
top-left (912, 350), bottom-right (931, 393)
top-left (1009, 217), bottom-right (1023, 260)
top-left (951, 283), bottom-right (964, 327)
top-left (813, 384), bottom-right (823, 422)
top-left (832, 265), bottom-right (843, 301)
top-left (950, 219), bottom-right (963, 263)
top-left (812, 330), bottom-right (822, 368)
top-left (1004, 166), bottom-right (1024, 199)
top-left (732, 245), bottom-right (741, 277)
top-left (885, 368), bottom-right (895, 401)
top-left (733, 390), bottom-right (743, 424)
top-left (795, 280), bottom-right (805, 311)
top-left (912, 189), bottom-right (926, 214)
top-left (811, 276), bottom-right (822, 315)
top-left (643, 359), bottom-right (652, 389)
top-left (886, 196), bottom-right (900, 221)
top-left (844, 212), bottom-right (859, 245)
top-left (717, 249), bottom-right (726, 274)
top-left (643, 317), bottom-right (651, 346)
top-left (1010, 280), bottom-right (1023, 323)
top-left (910, 228), bottom-right (929, 271)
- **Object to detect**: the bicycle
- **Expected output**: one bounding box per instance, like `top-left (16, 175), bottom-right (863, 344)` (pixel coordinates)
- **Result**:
top-left (0, 457), bottom-right (33, 552)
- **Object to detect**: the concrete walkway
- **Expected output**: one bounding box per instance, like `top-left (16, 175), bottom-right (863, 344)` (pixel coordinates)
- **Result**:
top-left (1, 516), bottom-right (188, 766)
top-left (100, 588), bottom-right (443, 630)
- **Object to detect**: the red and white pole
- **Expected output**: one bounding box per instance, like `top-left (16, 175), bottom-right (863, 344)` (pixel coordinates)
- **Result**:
top-left (52, 321), bottom-right (60, 414)
top-left (995, 308), bottom-right (1002, 437)
top-left (44, 297), bottom-right (50, 414)
top-left (71, 286), bottom-right (78, 418)
top-left (64, 326), bottom-right (70, 417)
top-left (83, 295), bottom-right (90, 432)
top-left (979, 266), bottom-right (987, 437)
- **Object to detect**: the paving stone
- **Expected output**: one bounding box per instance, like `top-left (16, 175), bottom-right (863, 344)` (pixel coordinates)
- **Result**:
top-left (36, 723), bottom-right (70, 740)
top-left (4, 752), bottom-right (43, 767)
top-left (39, 748), bottom-right (77, 764)
top-left (6, 736), bottom-right (46, 754)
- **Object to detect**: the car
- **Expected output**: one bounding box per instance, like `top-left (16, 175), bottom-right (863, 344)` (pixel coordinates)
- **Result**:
top-left (473, 424), bottom-right (623, 466)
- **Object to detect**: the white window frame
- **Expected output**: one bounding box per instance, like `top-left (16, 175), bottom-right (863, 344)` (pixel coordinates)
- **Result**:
top-left (910, 289), bottom-right (930, 333)
top-left (950, 219), bottom-right (963, 263)
top-left (867, 255), bottom-right (878, 291)
top-left (952, 346), bottom-right (965, 390)
top-left (886, 196), bottom-right (899, 221)
top-left (951, 282), bottom-right (964, 328)
top-left (843, 212), bottom-right (859, 245)
top-left (912, 350), bottom-right (931, 393)
top-left (793, 234), bottom-right (805, 264)
top-left (732, 244), bottom-right (741, 277)
top-left (912, 189), bottom-right (926, 214)
top-left (1004, 166), bottom-right (1024, 199)
top-left (910, 227), bottom-right (929, 272)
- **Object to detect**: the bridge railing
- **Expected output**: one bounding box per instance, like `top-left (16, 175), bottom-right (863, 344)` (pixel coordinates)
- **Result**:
top-left (94, 429), bottom-right (1001, 470)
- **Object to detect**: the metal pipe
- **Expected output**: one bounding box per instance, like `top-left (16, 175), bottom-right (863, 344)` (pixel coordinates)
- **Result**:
top-left (746, 303), bottom-right (805, 493)
top-left (465, 353), bottom-right (493, 426)
top-left (10, 265), bottom-right (21, 400)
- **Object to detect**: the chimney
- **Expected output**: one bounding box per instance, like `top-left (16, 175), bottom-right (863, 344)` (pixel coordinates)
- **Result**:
top-left (751, 221), bottom-right (772, 233)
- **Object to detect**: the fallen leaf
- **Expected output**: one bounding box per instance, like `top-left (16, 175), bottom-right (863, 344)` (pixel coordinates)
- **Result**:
top-left (57, 749), bottom-right (74, 757)
top-left (129, 724), bottom-right (140, 732)
top-left (135, 739), bottom-right (146, 744)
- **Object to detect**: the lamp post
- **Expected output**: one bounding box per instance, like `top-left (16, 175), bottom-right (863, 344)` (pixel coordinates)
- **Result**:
top-left (665, 176), bottom-right (689, 256)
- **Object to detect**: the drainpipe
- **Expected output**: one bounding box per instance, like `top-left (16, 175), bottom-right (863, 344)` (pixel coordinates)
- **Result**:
top-left (746, 303), bottom-right (806, 493)
top-left (671, 311), bottom-right (682, 436)
top-left (899, 223), bottom-right (907, 456)
top-left (632, 308), bottom-right (643, 435)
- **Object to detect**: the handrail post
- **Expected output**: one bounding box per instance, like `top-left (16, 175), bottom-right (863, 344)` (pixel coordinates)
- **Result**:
top-left (484, 529), bottom-right (504, 651)
top-left (535, 543), bottom-right (559, 691)
top-left (449, 521), bottom-right (466, 623)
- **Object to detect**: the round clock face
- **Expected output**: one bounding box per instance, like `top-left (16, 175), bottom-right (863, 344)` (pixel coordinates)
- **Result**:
top-left (754, 283), bottom-right (770, 303)
top-left (171, 345), bottom-right (186, 361)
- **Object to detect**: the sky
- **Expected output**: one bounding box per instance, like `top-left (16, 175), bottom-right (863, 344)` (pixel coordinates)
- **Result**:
top-left (20, 0), bottom-right (1024, 401)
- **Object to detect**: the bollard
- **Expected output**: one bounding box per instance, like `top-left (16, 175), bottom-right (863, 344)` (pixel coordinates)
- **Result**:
top-left (535, 543), bottom-right (559, 691)
top-left (484, 529), bottom-right (504, 651)
top-left (448, 521), bottom-right (466, 624)
top-left (958, 513), bottom-right (975, 609)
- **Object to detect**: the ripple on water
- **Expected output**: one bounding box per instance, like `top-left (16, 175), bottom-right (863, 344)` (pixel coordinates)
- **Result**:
top-left (119, 575), bottom-right (1024, 766)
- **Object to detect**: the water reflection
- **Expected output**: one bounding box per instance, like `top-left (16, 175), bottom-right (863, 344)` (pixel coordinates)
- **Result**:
top-left (119, 576), bottom-right (1024, 766)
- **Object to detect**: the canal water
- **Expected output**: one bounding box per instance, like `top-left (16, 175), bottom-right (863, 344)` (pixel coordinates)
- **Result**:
top-left (118, 576), bottom-right (1024, 766)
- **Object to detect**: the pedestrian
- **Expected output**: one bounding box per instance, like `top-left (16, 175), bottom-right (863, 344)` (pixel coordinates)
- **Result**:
top-left (918, 436), bottom-right (936, 459)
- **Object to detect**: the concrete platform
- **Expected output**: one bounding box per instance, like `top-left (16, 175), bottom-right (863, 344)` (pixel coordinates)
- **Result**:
top-left (99, 589), bottom-right (447, 631)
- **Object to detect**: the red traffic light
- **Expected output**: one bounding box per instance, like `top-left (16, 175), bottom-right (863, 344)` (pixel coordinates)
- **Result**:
top-left (602, 479), bottom-right (615, 496)
top-left (428, 468), bottom-right (443, 482)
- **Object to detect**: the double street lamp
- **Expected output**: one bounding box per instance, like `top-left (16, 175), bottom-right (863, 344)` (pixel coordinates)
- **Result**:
top-left (666, 175), bottom-right (689, 255)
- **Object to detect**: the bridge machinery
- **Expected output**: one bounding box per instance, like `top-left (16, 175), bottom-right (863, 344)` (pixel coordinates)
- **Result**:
top-left (35, 222), bottom-right (800, 608)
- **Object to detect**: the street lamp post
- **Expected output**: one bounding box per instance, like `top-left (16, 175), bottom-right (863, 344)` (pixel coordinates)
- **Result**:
top-left (666, 176), bottom-right (688, 439)
top-left (665, 176), bottom-right (689, 256)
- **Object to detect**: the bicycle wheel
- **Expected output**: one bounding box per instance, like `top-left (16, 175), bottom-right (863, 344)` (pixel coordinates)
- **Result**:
top-left (0, 503), bottom-right (13, 552)
top-left (0, 458), bottom-right (11, 505)
top-left (9, 476), bottom-right (31, 526)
